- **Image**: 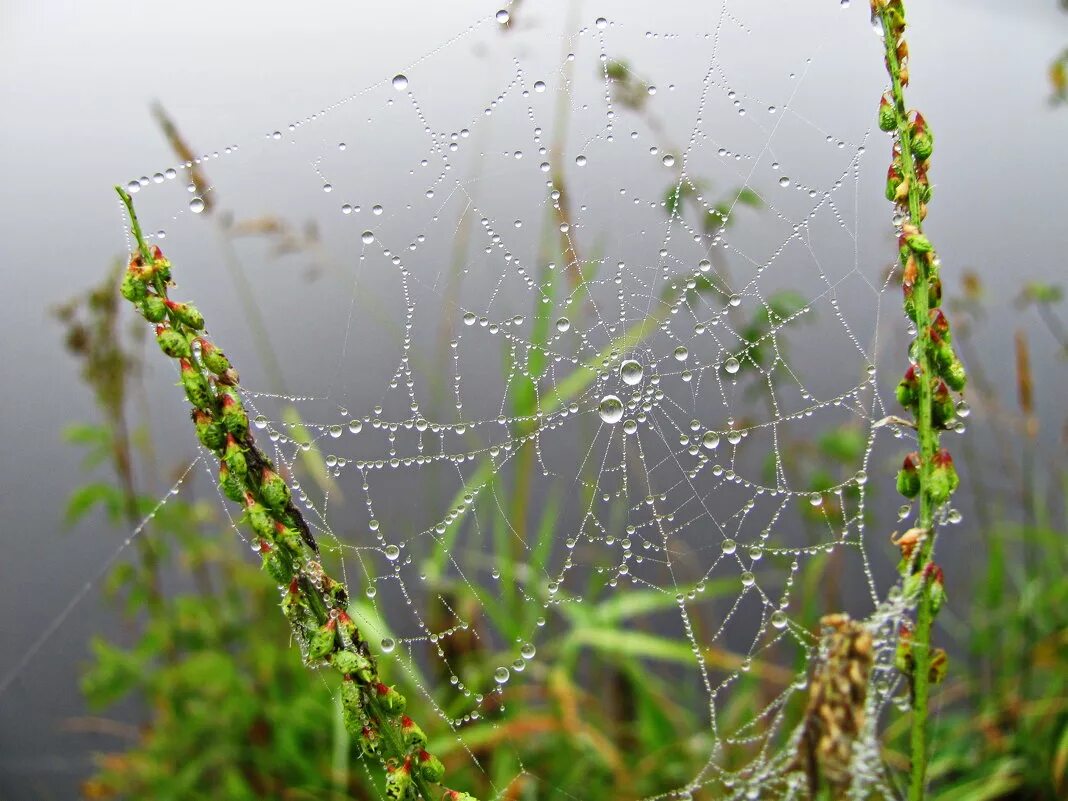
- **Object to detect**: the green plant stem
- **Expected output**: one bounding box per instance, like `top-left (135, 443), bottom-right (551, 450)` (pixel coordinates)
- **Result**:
top-left (876, 6), bottom-right (939, 799)
top-left (114, 185), bottom-right (470, 801)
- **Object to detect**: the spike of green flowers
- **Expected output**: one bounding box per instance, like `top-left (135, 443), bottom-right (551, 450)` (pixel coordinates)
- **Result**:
top-left (871, 2), bottom-right (967, 797)
top-left (113, 185), bottom-right (479, 801)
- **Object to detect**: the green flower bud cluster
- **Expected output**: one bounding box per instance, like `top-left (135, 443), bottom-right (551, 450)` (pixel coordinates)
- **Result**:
top-left (872, 3), bottom-right (962, 795)
top-left (114, 186), bottom-right (472, 801)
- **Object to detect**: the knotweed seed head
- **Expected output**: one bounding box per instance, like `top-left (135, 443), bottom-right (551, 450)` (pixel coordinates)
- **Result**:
top-left (878, 94), bottom-right (896, 131)
top-left (895, 364), bottom-right (920, 410)
top-left (120, 272), bottom-right (147, 303)
top-left (791, 614), bottom-right (874, 797)
top-left (358, 724), bottom-right (382, 758)
top-left (243, 493), bottom-right (276, 540)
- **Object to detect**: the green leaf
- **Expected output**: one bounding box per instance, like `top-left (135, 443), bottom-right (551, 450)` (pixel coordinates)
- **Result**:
top-left (65, 482), bottom-right (124, 525)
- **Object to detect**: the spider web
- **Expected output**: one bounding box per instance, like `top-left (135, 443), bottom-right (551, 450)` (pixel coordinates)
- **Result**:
top-left (61, 1), bottom-right (928, 798)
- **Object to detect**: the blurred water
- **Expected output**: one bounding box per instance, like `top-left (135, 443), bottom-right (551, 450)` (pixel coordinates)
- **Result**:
top-left (1, 0), bottom-right (1066, 797)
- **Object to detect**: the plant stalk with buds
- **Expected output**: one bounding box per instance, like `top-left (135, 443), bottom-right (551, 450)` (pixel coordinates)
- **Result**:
top-left (873, 1), bottom-right (966, 798)
top-left (114, 186), bottom-right (474, 801)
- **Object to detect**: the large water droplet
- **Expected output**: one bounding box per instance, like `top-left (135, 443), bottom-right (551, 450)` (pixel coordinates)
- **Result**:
top-left (556, 317), bottom-right (570, 332)
top-left (384, 544), bottom-right (401, 561)
top-left (361, 230), bottom-right (375, 244)
top-left (673, 346), bottom-right (689, 362)
top-left (721, 538), bottom-right (737, 555)
top-left (724, 357), bottom-right (740, 374)
top-left (771, 610), bottom-right (788, 629)
top-left (392, 74), bottom-right (408, 91)
top-left (520, 642), bottom-right (536, 659)
top-left (702, 431), bottom-right (720, 450)
top-left (381, 637), bottom-right (396, 653)
top-left (494, 666), bottom-right (510, 683)
top-left (620, 359), bottom-right (644, 386)
top-left (534, 80), bottom-right (546, 93)
top-left (598, 395), bottom-right (624, 424)
top-left (189, 197), bottom-right (205, 213)
top-left (495, 9), bottom-right (510, 24)
top-left (778, 176), bottom-right (791, 188)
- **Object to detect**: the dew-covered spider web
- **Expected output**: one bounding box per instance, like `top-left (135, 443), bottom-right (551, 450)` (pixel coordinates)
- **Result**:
top-left (40, 1), bottom-right (939, 798)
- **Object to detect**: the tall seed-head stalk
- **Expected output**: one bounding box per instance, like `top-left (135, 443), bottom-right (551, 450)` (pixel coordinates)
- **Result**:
top-left (114, 185), bottom-right (478, 801)
top-left (872, 1), bottom-right (966, 798)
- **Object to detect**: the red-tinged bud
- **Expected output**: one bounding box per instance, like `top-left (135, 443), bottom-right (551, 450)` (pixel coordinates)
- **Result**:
top-left (330, 648), bottom-right (372, 681)
top-left (929, 308), bottom-right (949, 339)
top-left (218, 461), bottom-right (244, 502)
top-left (878, 94), bottom-right (896, 131)
top-left (418, 749), bottom-right (445, 782)
top-left (891, 527), bottom-right (926, 564)
top-left (193, 409), bottom-right (225, 450)
top-left (375, 682), bottom-right (406, 714)
top-left (223, 434), bottom-right (247, 479)
top-left (165, 299), bottom-right (205, 330)
top-left (156, 326), bottom-right (190, 359)
top-left (273, 520), bottom-right (303, 557)
top-left (282, 577), bottom-right (303, 621)
top-left (243, 493), bottom-right (275, 540)
top-left (139, 294), bottom-right (167, 322)
top-left (198, 339), bottom-right (233, 375)
top-left (932, 378), bottom-right (956, 428)
top-left (307, 618), bottom-right (338, 661)
top-left (885, 163), bottom-right (903, 202)
top-left (219, 389), bottom-right (249, 437)
top-left (401, 715), bottom-right (428, 748)
top-left (180, 358), bottom-right (214, 411)
top-left (896, 451), bottom-right (921, 499)
top-left (357, 725), bottom-right (382, 757)
top-left (384, 758), bottom-right (412, 801)
top-left (896, 364), bottom-right (920, 409)
top-left (928, 449), bottom-right (959, 504)
top-left (260, 467), bottom-right (290, 512)
top-left (149, 245), bottom-right (171, 282)
top-left (895, 622), bottom-right (914, 675)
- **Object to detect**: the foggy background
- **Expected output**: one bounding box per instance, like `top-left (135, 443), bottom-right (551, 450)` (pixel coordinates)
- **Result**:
top-left (1, 1), bottom-right (1066, 797)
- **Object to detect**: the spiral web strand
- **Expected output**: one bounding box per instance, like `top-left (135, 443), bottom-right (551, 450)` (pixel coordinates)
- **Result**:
top-left (65, 2), bottom-right (926, 798)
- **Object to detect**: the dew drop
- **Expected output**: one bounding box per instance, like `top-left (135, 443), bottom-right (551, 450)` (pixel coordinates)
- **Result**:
top-left (534, 80), bottom-right (546, 93)
top-left (555, 317), bottom-right (570, 332)
top-left (598, 395), bottom-right (624, 424)
top-left (189, 197), bottom-right (205, 213)
top-left (778, 176), bottom-right (791, 188)
top-left (372, 204), bottom-right (383, 215)
top-left (620, 359), bottom-right (644, 385)
top-left (381, 637), bottom-right (396, 653)
top-left (595, 16), bottom-right (608, 29)
top-left (392, 74), bottom-right (408, 91)
top-left (724, 357), bottom-right (741, 374)
top-left (494, 666), bottom-right (510, 683)
top-left (253, 414), bottom-right (268, 430)
top-left (384, 544), bottom-right (401, 561)
top-left (495, 9), bottom-right (510, 24)
top-left (463, 311), bottom-right (477, 325)
top-left (771, 610), bottom-right (788, 629)
top-left (673, 346), bottom-right (689, 362)
top-left (662, 154), bottom-right (675, 167)
top-left (520, 642), bottom-right (536, 659)
top-left (721, 539), bottom-right (737, 555)
top-left (702, 431), bottom-right (720, 450)
top-left (361, 230), bottom-right (375, 244)
top-left (575, 155), bottom-right (587, 167)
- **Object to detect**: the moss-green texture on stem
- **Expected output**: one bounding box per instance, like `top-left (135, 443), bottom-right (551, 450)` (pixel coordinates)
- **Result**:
top-left (114, 185), bottom-right (473, 801)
